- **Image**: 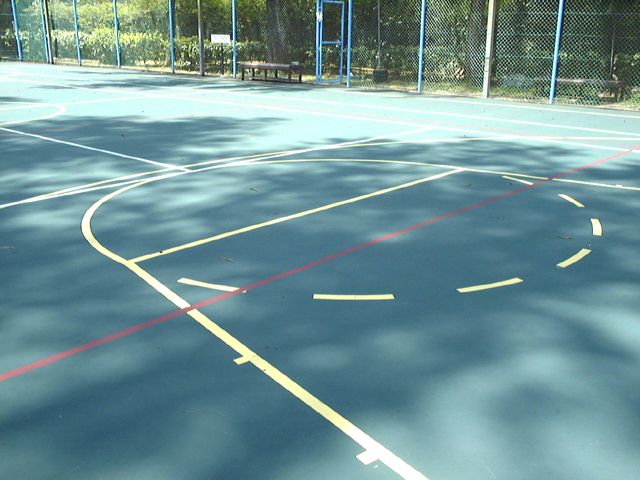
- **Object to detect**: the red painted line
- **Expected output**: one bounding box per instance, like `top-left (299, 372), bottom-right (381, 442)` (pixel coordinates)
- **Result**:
top-left (1, 147), bottom-right (637, 383)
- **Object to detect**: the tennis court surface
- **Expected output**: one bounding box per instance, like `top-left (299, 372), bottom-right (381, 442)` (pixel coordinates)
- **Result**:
top-left (1, 62), bottom-right (640, 480)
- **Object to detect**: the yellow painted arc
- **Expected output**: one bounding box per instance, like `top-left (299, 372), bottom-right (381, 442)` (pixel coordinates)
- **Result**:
top-left (130, 168), bottom-right (463, 263)
top-left (557, 248), bottom-right (592, 268)
top-left (457, 277), bottom-right (523, 293)
top-left (81, 182), bottom-right (429, 480)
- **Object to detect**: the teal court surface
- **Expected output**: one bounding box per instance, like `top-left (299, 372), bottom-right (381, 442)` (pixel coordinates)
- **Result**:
top-left (1, 62), bottom-right (640, 480)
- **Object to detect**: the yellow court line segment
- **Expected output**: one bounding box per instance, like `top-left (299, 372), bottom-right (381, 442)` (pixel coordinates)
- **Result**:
top-left (313, 294), bottom-right (395, 301)
top-left (558, 194), bottom-right (585, 208)
top-left (557, 248), bottom-right (592, 268)
top-left (457, 277), bottom-right (523, 293)
top-left (129, 168), bottom-right (463, 263)
top-left (178, 277), bottom-right (244, 293)
top-left (591, 218), bottom-right (603, 236)
top-left (82, 182), bottom-right (429, 480)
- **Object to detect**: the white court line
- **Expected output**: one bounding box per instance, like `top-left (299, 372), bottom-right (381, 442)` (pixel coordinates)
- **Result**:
top-left (167, 91), bottom-right (640, 156)
top-left (192, 88), bottom-right (640, 138)
top-left (14, 65), bottom-right (640, 122)
top-left (3, 136), bottom-right (639, 211)
top-left (6, 70), bottom-right (640, 140)
top-left (339, 88), bottom-right (640, 121)
top-left (0, 126), bottom-right (190, 172)
top-left (0, 127), bottom-right (435, 210)
top-left (4, 70), bottom-right (640, 160)
top-left (0, 104), bottom-right (67, 126)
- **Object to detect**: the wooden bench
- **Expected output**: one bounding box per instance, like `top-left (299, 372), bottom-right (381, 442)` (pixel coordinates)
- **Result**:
top-left (238, 62), bottom-right (302, 83)
top-left (556, 78), bottom-right (625, 100)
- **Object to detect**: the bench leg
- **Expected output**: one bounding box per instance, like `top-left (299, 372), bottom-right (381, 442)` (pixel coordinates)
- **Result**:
top-left (264, 69), bottom-right (268, 81)
top-left (241, 68), bottom-right (245, 81)
top-left (275, 70), bottom-right (278, 79)
top-left (299, 71), bottom-right (302, 83)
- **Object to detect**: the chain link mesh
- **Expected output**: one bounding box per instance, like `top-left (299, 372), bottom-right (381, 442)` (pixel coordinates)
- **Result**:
top-left (1, 0), bottom-right (638, 109)
top-left (48, 0), bottom-right (77, 64)
top-left (0, 3), bottom-right (18, 59)
top-left (557, 0), bottom-right (640, 108)
top-left (13, 0), bottom-right (47, 62)
top-left (492, 0), bottom-right (557, 102)
top-left (423, 0), bottom-right (486, 95)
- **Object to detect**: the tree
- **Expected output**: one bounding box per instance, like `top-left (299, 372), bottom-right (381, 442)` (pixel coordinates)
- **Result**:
top-left (266, 0), bottom-right (286, 62)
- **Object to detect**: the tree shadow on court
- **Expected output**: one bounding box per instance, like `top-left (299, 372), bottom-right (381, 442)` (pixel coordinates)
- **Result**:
top-left (1, 106), bottom-right (639, 480)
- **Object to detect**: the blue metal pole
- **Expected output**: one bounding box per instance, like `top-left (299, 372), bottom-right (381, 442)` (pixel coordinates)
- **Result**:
top-left (10, 0), bottom-right (23, 61)
top-left (38, 0), bottom-right (49, 62)
top-left (72, 0), bottom-right (82, 65)
top-left (168, 0), bottom-right (175, 73)
top-left (113, 0), bottom-right (121, 68)
top-left (549, 0), bottom-right (566, 104)
top-left (232, 0), bottom-right (237, 76)
top-left (315, 0), bottom-right (321, 81)
top-left (346, 0), bottom-right (352, 87)
top-left (338, 2), bottom-right (344, 83)
top-left (417, 0), bottom-right (427, 93)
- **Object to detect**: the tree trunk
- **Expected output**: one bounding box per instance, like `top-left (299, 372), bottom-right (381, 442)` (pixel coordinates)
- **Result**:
top-left (465, 0), bottom-right (486, 87)
top-left (266, 0), bottom-right (286, 63)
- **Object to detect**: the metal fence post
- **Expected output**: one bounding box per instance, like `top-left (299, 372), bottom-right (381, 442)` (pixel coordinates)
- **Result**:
top-left (72, 0), bottom-right (82, 65)
top-left (168, 0), bottom-right (175, 73)
top-left (113, 0), bottom-right (121, 68)
top-left (482, 0), bottom-right (497, 98)
top-left (315, 0), bottom-right (320, 82)
top-left (232, 0), bottom-right (237, 77)
top-left (42, 0), bottom-right (54, 63)
top-left (197, 0), bottom-right (204, 76)
top-left (38, 0), bottom-right (50, 62)
top-left (346, 0), bottom-right (353, 87)
top-left (417, 0), bottom-right (427, 93)
top-left (10, 0), bottom-right (23, 61)
top-left (549, 0), bottom-right (566, 104)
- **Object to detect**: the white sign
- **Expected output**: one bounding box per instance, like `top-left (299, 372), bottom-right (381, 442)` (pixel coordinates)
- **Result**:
top-left (210, 34), bottom-right (231, 44)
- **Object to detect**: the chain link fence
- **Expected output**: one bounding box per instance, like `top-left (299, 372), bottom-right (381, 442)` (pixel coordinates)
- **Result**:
top-left (1, 3), bottom-right (18, 60)
top-left (0, 0), bottom-right (638, 109)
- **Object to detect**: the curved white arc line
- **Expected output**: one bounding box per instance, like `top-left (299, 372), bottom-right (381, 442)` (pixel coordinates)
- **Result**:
top-left (81, 182), bottom-right (430, 480)
top-left (0, 104), bottom-right (66, 126)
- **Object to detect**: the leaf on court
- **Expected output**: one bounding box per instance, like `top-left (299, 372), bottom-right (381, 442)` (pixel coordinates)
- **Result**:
top-left (556, 234), bottom-right (573, 240)
top-left (220, 257), bottom-right (235, 263)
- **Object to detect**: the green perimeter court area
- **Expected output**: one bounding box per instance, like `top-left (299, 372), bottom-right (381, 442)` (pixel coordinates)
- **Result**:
top-left (1, 62), bottom-right (640, 480)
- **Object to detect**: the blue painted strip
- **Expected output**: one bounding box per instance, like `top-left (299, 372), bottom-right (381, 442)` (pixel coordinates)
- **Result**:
top-left (417, 0), bottom-right (427, 93)
top-left (38, 0), bottom-right (49, 62)
top-left (10, 0), bottom-right (22, 61)
top-left (73, 0), bottom-right (82, 65)
top-left (232, 0), bottom-right (237, 76)
top-left (168, 0), bottom-right (175, 73)
top-left (346, 0), bottom-right (353, 87)
top-left (113, 0), bottom-right (121, 67)
top-left (549, 0), bottom-right (566, 104)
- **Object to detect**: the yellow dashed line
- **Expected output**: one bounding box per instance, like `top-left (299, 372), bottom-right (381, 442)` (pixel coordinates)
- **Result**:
top-left (313, 294), bottom-right (395, 301)
top-left (457, 277), bottom-right (523, 293)
top-left (591, 218), bottom-right (603, 236)
top-left (558, 194), bottom-right (585, 208)
top-left (557, 248), bottom-right (592, 268)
